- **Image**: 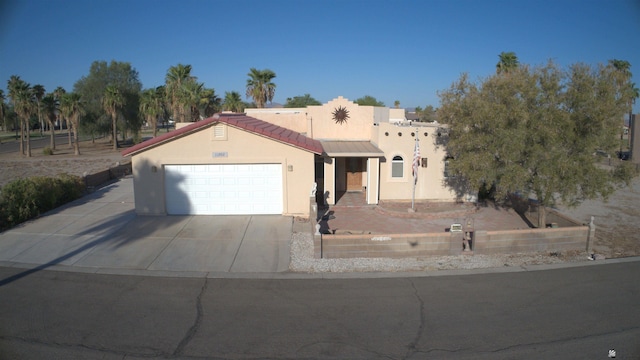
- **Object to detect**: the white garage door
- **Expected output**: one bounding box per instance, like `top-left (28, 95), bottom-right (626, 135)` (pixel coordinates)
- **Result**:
top-left (164, 164), bottom-right (283, 215)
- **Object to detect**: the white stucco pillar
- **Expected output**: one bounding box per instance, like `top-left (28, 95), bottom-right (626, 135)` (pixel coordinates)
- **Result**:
top-left (367, 158), bottom-right (380, 205)
top-left (324, 158), bottom-right (336, 205)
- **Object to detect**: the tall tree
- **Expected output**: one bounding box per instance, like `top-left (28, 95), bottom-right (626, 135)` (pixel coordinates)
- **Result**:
top-left (0, 90), bottom-right (5, 134)
top-left (102, 85), bottom-right (125, 150)
top-left (198, 87), bottom-right (221, 118)
top-left (223, 91), bottom-right (244, 113)
top-left (154, 86), bottom-right (171, 129)
top-left (609, 59), bottom-right (636, 152)
top-left (41, 93), bottom-right (59, 149)
top-left (609, 59), bottom-right (631, 77)
top-left (60, 92), bottom-right (83, 155)
top-left (439, 61), bottom-right (636, 227)
top-left (417, 105), bottom-right (437, 122)
top-left (53, 87), bottom-right (66, 131)
top-left (7, 75), bottom-right (33, 157)
top-left (284, 93), bottom-right (321, 108)
top-left (394, 100), bottom-right (400, 108)
top-left (631, 83), bottom-right (640, 113)
top-left (165, 64), bottom-right (195, 123)
top-left (245, 68), bottom-right (276, 108)
top-left (139, 88), bottom-right (163, 137)
top-left (32, 84), bottom-right (45, 136)
top-left (355, 95), bottom-right (384, 106)
top-left (52, 86), bottom-right (74, 146)
top-left (74, 60), bottom-right (142, 140)
top-left (182, 80), bottom-right (204, 121)
top-left (496, 51), bottom-right (519, 74)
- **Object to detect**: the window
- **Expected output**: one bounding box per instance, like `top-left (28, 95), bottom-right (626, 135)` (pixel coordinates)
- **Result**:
top-left (392, 155), bottom-right (404, 178)
top-left (444, 157), bottom-right (455, 178)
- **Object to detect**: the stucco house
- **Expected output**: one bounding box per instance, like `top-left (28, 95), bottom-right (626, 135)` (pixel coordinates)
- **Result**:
top-left (123, 96), bottom-right (470, 217)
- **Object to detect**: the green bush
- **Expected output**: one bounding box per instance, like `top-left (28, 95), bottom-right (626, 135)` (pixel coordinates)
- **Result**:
top-left (0, 174), bottom-right (85, 231)
top-left (42, 147), bottom-right (54, 155)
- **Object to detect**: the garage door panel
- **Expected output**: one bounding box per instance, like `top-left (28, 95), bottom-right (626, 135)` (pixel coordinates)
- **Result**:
top-left (165, 164), bottom-right (283, 215)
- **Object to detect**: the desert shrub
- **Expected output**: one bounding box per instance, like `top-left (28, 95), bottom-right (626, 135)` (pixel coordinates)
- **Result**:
top-left (42, 147), bottom-right (54, 155)
top-left (0, 174), bottom-right (85, 231)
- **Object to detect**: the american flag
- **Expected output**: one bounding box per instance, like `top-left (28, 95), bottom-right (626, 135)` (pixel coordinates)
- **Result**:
top-left (412, 137), bottom-right (420, 184)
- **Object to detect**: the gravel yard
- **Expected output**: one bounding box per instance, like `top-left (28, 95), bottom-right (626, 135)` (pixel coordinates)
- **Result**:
top-left (288, 232), bottom-right (590, 273)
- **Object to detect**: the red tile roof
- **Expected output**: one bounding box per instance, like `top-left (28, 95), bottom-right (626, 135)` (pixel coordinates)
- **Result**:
top-left (121, 113), bottom-right (323, 157)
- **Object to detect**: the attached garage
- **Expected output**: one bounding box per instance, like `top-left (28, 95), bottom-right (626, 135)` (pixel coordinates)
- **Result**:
top-left (164, 164), bottom-right (283, 215)
top-left (122, 113), bottom-right (323, 217)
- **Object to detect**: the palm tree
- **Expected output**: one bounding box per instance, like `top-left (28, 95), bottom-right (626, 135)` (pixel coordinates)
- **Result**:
top-left (394, 100), bottom-right (400, 109)
top-left (609, 59), bottom-right (631, 77)
top-left (0, 90), bottom-right (5, 136)
top-left (631, 83), bottom-right (640, 110)
top-left (139, 88), bottom-right (163, 137)
top-left (154, 86), bottom-right (171, 130)
top-left (32, 84), bottom-right (45, 136)
top-left (245, 68), bottom-right (276, 108)
top-left (496, 52), bottom-right (519, 74)
top-left (182, 80), bottom-right (204, 121)
top-left (102, 85), bottom-right (125, 150)
top-left (41, 94), bottom-right (59, 150)
top-left (61, 92), bottom-right (83, 155)
top-left (165, 64), bottom-right (194, 123)
top-left (223, 91), bottom-right (244, 113)
top-left (7, 75), bottom-right (33, 157)
top-left (609, 59), bottom-right (634, 153)
top-left (53, 86), bottom-right (67, 145)
top-left (199, 88), bottom-right (221, 118)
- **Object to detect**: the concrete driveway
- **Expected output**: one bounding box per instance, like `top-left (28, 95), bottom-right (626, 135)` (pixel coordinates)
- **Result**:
top-left (0, 177), bottom-right (292, 275)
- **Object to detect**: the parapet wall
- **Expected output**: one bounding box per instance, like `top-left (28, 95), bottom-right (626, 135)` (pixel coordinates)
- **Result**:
top-left (473, 227), bottom-right (589, 255)
top-left (317, 225), bottom-right (589, 259)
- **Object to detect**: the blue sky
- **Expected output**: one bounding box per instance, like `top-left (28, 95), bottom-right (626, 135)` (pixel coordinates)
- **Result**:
top-left (1, 0), bottom-right (639, 112)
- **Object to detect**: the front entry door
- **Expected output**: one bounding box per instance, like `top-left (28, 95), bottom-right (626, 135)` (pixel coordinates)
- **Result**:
top-left (346, 158), bottom-right (364, 191)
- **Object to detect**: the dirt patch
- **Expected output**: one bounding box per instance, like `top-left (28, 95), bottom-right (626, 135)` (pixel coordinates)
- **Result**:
top-left (556, 175), bottom-right (640, 258)
top-left (0, 137), bottom-right (130, 189)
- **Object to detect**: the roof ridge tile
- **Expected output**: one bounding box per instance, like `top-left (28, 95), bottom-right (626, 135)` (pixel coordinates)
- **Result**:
top-left (122, 113), bottom-right (323, 156)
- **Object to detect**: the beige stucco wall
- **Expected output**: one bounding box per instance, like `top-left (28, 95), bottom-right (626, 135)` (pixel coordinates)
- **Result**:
top-left (388, 108), bottom-right (406, 123)
top-left (306, 96), bottom-right (376, 140)
top-left (244, 108), bottom-right (308, 135)
top-left (130, 123), bottom-right (316, 216)
top-left (245, 97), bottom-right (467, 203)
top-left (323, 158), bottom-right (335, 205)
top-left (247, 97), bottom-right (380, 141)
top-left (374, 122), bottom-right (459, 202)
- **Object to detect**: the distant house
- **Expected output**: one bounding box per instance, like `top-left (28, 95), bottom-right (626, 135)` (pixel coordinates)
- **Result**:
top-left (123, 96), bottom-right (471, 217)
top-left (405, 111), bottom-right (420, 122)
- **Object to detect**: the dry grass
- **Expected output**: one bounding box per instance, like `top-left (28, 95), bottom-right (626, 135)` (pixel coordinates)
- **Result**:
top-left (0, 137), bottom-right (129, 188)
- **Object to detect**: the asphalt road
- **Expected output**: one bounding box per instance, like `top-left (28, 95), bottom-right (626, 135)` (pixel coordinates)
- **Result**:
top-left (1, 261), bottom-right (638, 359)
top-left (0, 133), bottom-right (71, 154)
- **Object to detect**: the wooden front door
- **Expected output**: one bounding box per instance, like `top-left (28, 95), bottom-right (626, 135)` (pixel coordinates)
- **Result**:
top-left (346, 158), bottom-right (364, 191)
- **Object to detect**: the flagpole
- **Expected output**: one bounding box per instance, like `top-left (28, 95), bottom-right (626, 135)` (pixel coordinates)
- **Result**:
top-left (411, 175), bottom-right (416, 211)
top-left (412, 127), bottom-right (419, 211)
